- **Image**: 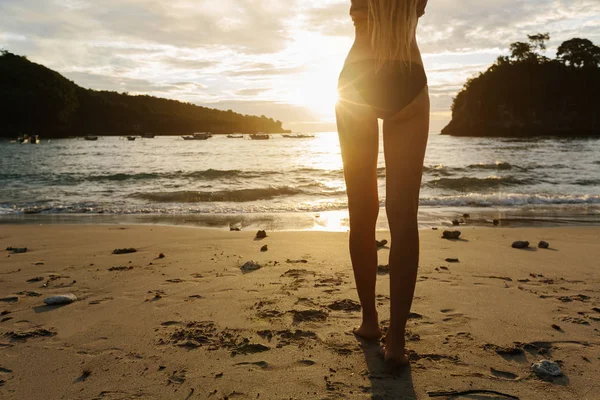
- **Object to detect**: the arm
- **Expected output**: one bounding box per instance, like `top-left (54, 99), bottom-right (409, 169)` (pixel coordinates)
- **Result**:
top-left (418, 0), bottom-right (428, 18)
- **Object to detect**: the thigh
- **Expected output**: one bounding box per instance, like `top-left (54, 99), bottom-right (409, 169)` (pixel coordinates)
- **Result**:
top-left (382, 87), bottom-right (430, 220)
top-left (336, 84), bottom-right (380, 206)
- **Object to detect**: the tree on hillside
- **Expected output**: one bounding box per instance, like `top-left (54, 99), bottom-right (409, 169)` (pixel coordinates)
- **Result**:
top-left (528, 33), bottom-right (550, 51)
top-left (509, 41), bottom-right (533, 62)
top-left (508, 33), bottom-right (550, 64)
top-left (557, 38), bottom-right (600, 68)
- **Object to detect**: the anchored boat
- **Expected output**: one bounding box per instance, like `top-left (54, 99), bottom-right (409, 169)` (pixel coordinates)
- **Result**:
top-left (249, 133), bottom-right (270, 140)
top-left (182, 132), bottom-right (213, 140)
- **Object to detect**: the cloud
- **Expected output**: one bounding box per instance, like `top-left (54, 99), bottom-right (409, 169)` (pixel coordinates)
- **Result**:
top-left (1, 0), bottom-right (599, 133)
top-left (235, 88), bottom-right (271, 96)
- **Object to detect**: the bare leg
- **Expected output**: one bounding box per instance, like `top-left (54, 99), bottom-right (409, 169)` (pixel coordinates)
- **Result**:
top-left (381, 87), bottom-right (430, 364)
top-left (336, 88), bottom-right (381, 340)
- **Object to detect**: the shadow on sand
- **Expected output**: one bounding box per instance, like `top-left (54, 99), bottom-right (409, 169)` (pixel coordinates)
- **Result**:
top-left (360, 340), bottom-right (417, 400)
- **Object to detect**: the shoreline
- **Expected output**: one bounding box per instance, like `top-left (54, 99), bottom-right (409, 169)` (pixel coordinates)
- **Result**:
top-left (1, 205), bottom-right (599, 232)
top-left (1, 224), bottom-right (599, 399)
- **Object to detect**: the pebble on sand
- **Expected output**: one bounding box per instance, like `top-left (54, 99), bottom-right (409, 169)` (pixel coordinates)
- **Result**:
top-left (452, 219), bottom-right (460, 226)
top-left (531, 359), bottom-right (562, 378)
top-left (493, 219), bottom-right (500, 226)
top-left (442, 231), bottom-right (461, 240)
top-left (6, 247), bottom-right (27, 254)
top-left (538, 241), bottom-right (550, 249)
top-left (445, 258), bottom-right (460, 263)
top-left (512, 241), bottom-right (530, 249)
top-left (255, 230), bottom-right (268, 239)
top-left (112, 248), bottom-right (137, 255)
top-left (43, 294), bottom-right (77, 306)
top-left (376, 239), bottom-right (388, 248)
top-left (260, 245), bottom-right (268, 252)
top-left (240, 261), bottom-right (262, 273)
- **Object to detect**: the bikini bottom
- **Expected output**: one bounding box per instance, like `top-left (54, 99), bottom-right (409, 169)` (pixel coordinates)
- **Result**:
top-left (338, 60), bottom-right (427, 119)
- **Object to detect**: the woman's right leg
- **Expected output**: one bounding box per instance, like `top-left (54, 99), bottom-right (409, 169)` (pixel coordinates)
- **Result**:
top-left (381, 88), bottom-right (430, 364)
top-left (336, 85), bottom-right (381, 340)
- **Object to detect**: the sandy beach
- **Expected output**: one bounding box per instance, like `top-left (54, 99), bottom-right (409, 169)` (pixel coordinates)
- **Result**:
top-left (0, 224), bottom-right (599, 399)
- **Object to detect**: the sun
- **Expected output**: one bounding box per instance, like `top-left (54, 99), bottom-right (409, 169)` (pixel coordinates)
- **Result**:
top-left (283, 67), bottom-right (340, 118)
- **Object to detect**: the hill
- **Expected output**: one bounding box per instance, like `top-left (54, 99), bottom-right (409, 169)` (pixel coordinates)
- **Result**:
top-left (0, 51), bottom-right (290, 137)
top-left (442, 35), bottom-right (600, 137)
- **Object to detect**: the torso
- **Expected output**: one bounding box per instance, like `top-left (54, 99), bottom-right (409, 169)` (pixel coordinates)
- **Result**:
top-left (346, 0), bottom-right (424, 66)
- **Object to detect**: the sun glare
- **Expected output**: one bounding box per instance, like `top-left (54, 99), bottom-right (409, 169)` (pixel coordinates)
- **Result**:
top-left (277, 30), bottom-right (349, 118)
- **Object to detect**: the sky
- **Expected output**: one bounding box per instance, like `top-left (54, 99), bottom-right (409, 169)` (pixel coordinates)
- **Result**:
top-left (1, 0), bottom-right (599, 133)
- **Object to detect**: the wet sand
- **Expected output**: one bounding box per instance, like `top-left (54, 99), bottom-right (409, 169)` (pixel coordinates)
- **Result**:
top-left (0, 225), bottom-right (599, 399)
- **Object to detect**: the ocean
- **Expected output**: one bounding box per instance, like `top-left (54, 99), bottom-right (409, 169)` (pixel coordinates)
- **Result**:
top-left (1, 133), bottom-right (599, 230)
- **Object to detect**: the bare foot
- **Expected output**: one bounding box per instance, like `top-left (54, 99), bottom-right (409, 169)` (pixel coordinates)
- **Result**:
top-left (379, 345), bottom-right (409, 367)
top-left (353, 322), bottom-right (382, 341)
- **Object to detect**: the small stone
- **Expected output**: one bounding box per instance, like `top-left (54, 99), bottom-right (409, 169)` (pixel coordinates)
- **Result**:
top-left (6, 247), bottom-right (27, 254)
top-left (260, 245), bottom-right (268, 252)
top-left (43, 294), bottom-right (77, 305)
top-left (512, 241), bottom-right (530, 249)
top-left (112, 248), bottom-right (137, 255)
top-left (452, 219), bottom-right (460, 226)
top-left (255, 230), bottom-right (267, 239)
top-left (442, 230), bottom-right (461, 240)
top-left (463, 213), bottom-right (470, 218)
top-left (551, 324), bottom-right (562, 331)
top-left (376, 240), bottom-right (388, 248)
top-left (493, 219), bottom-right (500, 226)
top-left (532, 359), bottom-right (562, 378)
top-left (33, 261), bottom-right (44, 265)
top-left (240, 261), bottom-right (262, 273)
top-left (431, 227), bottom-right (438, 230)
top-left (538, 241), bottom-right (550, 249)
top-left (445, 258), bottom-right (460, 263)
top-left (158, 253), bottom-right (165, 259)
top-left (377, 265), bottom-right (389, 275)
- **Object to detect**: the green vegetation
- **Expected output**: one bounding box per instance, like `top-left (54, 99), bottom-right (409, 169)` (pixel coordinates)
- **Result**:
top-left (442, 35), bottom-right (600, 137)
top-left (0, 51), bottom-right (289, 137)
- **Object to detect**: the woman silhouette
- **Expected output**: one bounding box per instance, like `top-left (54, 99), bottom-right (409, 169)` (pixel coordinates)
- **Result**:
top-left (336, 0), bottom-right (429, 366)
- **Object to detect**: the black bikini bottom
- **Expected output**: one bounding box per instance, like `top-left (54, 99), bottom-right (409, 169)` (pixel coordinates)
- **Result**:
top-left (338, 60), bottom-right (427, 119)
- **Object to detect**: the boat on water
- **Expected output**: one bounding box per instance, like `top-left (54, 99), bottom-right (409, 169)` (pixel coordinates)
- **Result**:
top-left (126, 136), bottom-right (137, 141)
top-left (17, 134), bottom-right (30, 144)
top-left (182, 132), bottom-right (213, 140)
top-left (249, 133), bottom-right (270, 140)
top-left (283, 133), bottom-right (315, 139)
top-left (141, 134), bottom-right (155, 138)
top-left (226, 134), bottom-right (244, 139)
top-left (84, 136), bottom-right (99, 141)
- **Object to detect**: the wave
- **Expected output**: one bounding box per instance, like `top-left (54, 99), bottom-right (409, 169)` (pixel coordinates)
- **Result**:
top-left (573, 179), bottom-right (600, 186)
top-left (466, 161), bottom-right (514, 170)
top-left (129, 186), bottom-right (311, 203)
top-left (425, 176), bottom-right (533, 191)
top-left (86, 169), bottom-right (279, 182)
top-left (420, 193), bottom-right (600, 207)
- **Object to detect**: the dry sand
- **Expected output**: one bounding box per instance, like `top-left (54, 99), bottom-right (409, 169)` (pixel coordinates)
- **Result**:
top-left (0, 224), bottom-right (599, 399)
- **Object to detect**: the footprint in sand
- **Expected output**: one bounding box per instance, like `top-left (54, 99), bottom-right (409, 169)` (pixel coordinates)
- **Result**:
top-left (4, 328), bottom-right (56, 342)
top-left (327, 299), bottom-right (361, 312)
top-left (256, 309), bottom-right (284, 319)
top-left (291, 309), bottom-right (328, 323)
top-left (490, 367), bottom-right (520, 381)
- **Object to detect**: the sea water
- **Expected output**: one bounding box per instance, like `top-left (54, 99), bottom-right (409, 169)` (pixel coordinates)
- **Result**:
top-left (1, 134), bottom-right (599, 230)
